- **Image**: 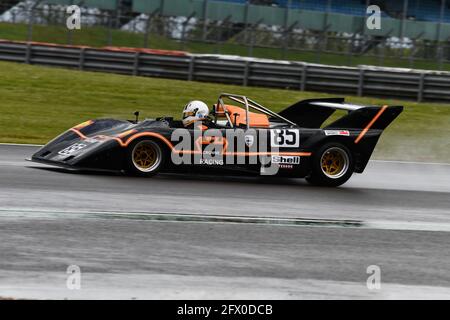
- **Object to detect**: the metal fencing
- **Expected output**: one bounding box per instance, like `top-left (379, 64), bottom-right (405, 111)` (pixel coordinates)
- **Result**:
top-left (1, 40), bottom-right (450, 103)
top-left (2, 3), bottom-right (450, 70)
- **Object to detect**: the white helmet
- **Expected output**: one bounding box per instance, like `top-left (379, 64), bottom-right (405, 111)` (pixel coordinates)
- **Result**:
top-left (182, 100), bottom-right (209, 127)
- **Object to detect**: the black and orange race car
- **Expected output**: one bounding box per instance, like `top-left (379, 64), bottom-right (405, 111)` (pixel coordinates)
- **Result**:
top-left (30, 93), bottom-right (402, 186)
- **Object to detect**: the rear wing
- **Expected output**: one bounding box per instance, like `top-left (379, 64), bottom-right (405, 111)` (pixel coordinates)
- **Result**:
top-left (278, 98), bottom-right (403, 131)
top-left (278, 98), bottom-right (403, 173)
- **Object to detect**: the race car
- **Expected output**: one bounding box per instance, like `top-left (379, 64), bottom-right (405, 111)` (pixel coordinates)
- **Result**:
top-left (30, 93), bottom-right (402, 186)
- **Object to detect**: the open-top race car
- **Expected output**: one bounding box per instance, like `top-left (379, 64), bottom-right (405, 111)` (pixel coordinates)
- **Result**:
top-left (31, 93), bottom-right (402, 186)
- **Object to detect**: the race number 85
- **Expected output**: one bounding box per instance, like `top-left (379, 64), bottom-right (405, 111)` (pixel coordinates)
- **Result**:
top-left (271, 129), bottom-right (300, 147)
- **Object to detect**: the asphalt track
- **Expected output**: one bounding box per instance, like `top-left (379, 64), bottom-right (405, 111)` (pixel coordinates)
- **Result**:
top-left (0, 144), bottom-right (449, 299)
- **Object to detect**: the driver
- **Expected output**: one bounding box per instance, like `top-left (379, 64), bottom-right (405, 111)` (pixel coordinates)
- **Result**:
top-left (182, 100), bottom-right (212, 128)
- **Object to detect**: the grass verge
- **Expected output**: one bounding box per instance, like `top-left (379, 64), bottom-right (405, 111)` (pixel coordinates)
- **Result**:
top-left (1, 60), bottom-right (449, 162)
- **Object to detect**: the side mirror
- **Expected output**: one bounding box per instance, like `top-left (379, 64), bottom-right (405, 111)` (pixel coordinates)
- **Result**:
top-left (134, 111), bottom-right (140, 123)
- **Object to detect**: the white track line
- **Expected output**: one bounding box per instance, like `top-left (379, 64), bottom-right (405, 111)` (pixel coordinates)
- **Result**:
top-left (2, 207), bottom-right (450, 233)
top-left (0, 143), bottom-right (43, 147)
top-left (371, 159), bottom-right (450, 166)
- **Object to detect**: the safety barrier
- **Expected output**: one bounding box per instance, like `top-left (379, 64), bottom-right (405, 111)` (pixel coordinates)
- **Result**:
top-left (1, 40), bottom-right (449, 103)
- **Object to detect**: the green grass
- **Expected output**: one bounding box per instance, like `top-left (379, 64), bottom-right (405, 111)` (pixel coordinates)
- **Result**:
top-left (2, 22), bottom-right (450, 71)
top-left (1, 61), bottom-right (449, 162)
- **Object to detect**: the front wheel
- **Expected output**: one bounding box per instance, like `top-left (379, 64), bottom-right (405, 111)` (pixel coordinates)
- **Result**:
top-left (306, 142), bottom-right (354, 187)
top-left (126, 139), bottom-right (166, 177)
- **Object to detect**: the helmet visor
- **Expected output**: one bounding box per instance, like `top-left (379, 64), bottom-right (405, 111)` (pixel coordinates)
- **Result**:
top-left (183, 111), bottom-right (196, 119)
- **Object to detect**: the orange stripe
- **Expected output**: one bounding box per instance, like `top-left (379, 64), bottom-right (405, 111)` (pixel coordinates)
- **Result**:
top-left (114, 132), bottom-right (175, 149)
top-left (116, 129), bottom-right (137, 138)
top-left (354, 105), bottom-right (388, 144)
top-left (224, 152), bottom-right (312, 157)
top-left (120, 133), bottom-right (311, 156)
top-left (175, 151), bottom-right (312, 156)
top-left (70, 128), bottom-right (88, 139)
top-left (70, 129), bottom-right (312, 157)
top-left (73, 120), bottom-right (93, 130)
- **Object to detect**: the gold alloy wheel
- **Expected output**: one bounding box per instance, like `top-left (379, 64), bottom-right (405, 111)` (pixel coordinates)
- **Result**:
top-left (132, 141), bottom-right (161, 172)
top-left (320, 147), bottom-right (349, 179)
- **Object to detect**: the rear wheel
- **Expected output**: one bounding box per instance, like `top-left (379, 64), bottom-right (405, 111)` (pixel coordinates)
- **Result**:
top-left (306, 142), bottom-right (354, 187)
top-left (126, 139), bottom-right (165, 177)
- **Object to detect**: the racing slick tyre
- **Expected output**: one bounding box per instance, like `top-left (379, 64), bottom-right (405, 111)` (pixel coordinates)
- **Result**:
top-left (126, 139), bottom-right (166, 177)
top-left (306, 142), bottom-right (354, 187)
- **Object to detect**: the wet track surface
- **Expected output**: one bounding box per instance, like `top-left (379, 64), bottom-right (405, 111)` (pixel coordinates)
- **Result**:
top-left (0, 145), bottom-right (449, 299)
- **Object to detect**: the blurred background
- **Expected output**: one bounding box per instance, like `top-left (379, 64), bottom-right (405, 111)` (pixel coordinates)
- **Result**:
top-left (2, 0), bottom-right (450, 70)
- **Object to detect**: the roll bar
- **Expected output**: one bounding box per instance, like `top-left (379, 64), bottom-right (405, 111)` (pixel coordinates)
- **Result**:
top-left (215, 93), bottom-right (297, 128)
